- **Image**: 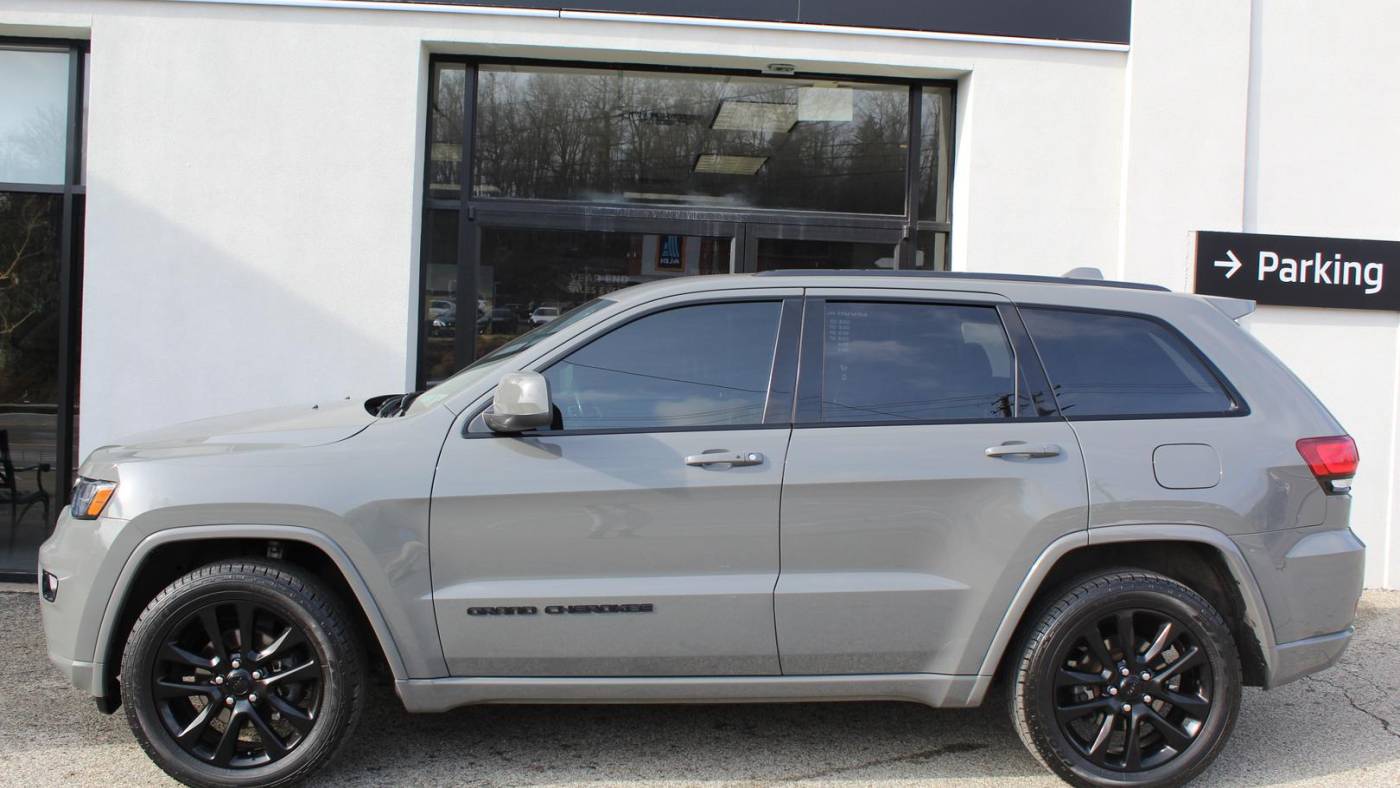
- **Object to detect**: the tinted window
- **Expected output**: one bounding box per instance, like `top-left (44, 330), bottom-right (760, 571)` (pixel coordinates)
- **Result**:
top-left (815, 302), bottom-right (1018, 423)
top-left (1020, 308), bottom-right (1236, 417)
top-left (544, 301), bottom-right (781, 430)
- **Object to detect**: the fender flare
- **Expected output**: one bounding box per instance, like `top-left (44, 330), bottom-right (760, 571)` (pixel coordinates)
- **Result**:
top-left (969, 524), bottom-right (1277, 703)
top-left (93, 524), bottom-right (410, 695)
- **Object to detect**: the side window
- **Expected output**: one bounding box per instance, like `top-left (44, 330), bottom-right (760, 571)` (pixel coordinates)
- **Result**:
top-left (815, 301), bottom-right (1019, 423)
top-left (542, 301), bottom-right (782, 431)
top-left (1020, 307), bottom-right (1237, 417)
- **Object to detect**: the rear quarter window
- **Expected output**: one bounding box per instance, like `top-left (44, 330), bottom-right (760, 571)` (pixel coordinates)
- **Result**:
top-left (1020, 307), bottom-right (1239, 418)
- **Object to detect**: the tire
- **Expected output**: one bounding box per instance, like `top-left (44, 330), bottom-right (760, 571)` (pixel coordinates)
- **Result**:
top-left (1009, 570), bottom-right (1242, 787)
top-left (119, 560), bottom-right (366, 787)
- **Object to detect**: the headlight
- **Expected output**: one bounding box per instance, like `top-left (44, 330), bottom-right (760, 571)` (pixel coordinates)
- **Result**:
top-left (71, 477), bottom-right (117, 520)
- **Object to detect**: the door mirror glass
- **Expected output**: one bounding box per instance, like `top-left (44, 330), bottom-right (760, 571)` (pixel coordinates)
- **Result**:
top-left (484, 371), bottom-right (553, 433)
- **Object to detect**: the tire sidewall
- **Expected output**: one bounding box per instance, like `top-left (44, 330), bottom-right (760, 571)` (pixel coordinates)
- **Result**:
top-left (1023, 579), bottom-right (1242, 787)
top-left (121, 569), bottom-right (354, 788)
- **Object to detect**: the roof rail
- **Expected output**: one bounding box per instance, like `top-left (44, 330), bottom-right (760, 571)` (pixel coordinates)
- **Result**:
top-left (752, 269), bottom-right (1171, 292)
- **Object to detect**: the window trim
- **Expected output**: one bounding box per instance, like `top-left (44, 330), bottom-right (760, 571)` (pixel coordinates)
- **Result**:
top-left (793, 295), bottom-right (1060, 430)
top-left (463, 295), bottom-right (800, 438)
top-left (1012, 303), bottom-right (1252, 422)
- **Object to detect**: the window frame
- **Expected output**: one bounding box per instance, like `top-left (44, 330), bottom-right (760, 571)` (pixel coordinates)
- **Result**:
top-left (464, 295), bottom-right (803, 438)
top-left (1013, 303), bottom-right (1251, 422)
top-left (793, 295), bottom-right (1063, 429)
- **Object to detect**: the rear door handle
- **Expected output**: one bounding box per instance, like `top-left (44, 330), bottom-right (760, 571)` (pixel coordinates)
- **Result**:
top-left (985, 442), bottom-right (1062, 459)
top-left (685, 451), bottom-right (765, 467)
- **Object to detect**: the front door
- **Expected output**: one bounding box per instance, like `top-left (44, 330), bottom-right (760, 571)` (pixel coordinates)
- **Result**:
top-left (430, 291), bottom-right (802, 676)
top-left (774, 290), bottom-right (1088, 675)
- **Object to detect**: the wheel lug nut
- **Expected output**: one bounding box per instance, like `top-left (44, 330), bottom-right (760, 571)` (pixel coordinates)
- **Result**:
top-left (251, 671), bottom-right (261, 680)
top-left (225, 696), bottom-right (235, 706)
top-left (248, 693), bottom-right (259, 703)
top-left (1141, 671), bottom-right (1151, 681)
top-left (1122, 703), bottom-right (1132, 713)
top-left (231, 660), bottom-right (241, 669)
top-left (1120, 667), bottom-right (1131, 677)
top-left (213, 676), bottom-right (224, 685)
top-left (1107, 687), bottom-right (1118, 696)
top-left (1143, 695), bottom-right (1153, 704)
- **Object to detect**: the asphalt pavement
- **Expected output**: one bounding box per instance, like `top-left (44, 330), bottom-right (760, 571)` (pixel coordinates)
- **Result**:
top-left (2, 584), bottom-right (1397, 787)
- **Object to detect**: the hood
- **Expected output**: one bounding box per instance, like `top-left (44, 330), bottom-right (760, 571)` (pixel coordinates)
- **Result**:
top-left (83, 399), bottom-right (377, 472)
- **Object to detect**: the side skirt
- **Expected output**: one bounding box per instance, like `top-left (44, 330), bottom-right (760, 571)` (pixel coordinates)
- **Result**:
top-left (396, 674), bottom-right (983, 713)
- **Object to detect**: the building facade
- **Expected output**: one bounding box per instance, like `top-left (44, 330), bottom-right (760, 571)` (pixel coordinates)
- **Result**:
top-left (0, 0), bottom-right (1397, 588)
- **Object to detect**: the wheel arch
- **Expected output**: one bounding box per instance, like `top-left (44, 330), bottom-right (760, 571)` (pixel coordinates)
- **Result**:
top-left (973, 525), bottom-right (1276, 703)
top-left (94, 525), bottom-right (409, 712)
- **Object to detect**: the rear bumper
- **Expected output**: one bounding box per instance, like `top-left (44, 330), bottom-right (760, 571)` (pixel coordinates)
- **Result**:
top-left (1270, 627), bottom-right (1353, 687)
top-left (1234, 524), bottom-right (1365, 688)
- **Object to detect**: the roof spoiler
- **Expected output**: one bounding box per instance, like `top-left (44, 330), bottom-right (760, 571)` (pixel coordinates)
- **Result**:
top-left (1201, 294), bottom-right (1256, 321)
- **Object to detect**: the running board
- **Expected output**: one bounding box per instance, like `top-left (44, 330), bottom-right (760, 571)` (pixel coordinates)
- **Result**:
top-left (396, 673), bottom-right (985, 712)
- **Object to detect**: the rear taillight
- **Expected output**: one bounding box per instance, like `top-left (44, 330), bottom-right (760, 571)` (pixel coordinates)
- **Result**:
top-left (1296, 435), bottom-right (1359, 494)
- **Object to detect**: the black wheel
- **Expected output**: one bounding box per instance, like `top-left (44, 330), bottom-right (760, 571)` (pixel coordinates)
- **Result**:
top-left (1010, 570), bottom-right (1241, 787)
top-left (120, 560), bottom-right (366, 787)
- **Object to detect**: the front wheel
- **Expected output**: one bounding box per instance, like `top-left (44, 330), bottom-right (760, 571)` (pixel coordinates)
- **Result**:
top-left (1009, 570), bottom-right (1241, 787)
top-left (120, 560), bottom-right (366, 787)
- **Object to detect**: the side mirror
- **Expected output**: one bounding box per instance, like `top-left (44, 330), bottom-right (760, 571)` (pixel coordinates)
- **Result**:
top-left (484, 371), bottom-right (553, 434)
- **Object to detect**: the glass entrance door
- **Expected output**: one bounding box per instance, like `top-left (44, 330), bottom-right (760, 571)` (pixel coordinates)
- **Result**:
top-left (420, 219), bottom-right (739, 382)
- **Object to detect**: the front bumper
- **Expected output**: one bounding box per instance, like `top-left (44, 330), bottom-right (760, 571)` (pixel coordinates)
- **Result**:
top-left (38, 507), bottom-right (128, 700)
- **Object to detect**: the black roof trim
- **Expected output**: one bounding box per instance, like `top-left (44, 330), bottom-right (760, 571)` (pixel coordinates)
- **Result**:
top-left (753, 269), bottom-right (1171, 292)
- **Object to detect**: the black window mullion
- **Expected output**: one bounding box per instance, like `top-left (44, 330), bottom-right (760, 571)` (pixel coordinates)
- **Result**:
top-left (455, 64), bottom-right (479, 369)
top-left (54, 44), bottom-right (85, 505)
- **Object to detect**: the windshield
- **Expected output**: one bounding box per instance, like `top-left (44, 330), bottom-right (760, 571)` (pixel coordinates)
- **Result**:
top-left (406, 298), bottom-right (614, 415)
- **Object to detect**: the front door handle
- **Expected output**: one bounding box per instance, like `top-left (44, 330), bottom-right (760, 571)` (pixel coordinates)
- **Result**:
top-left (685, 451), bottom-right (765, 467)
top-left (985, 442), bottom-right (1062, 459)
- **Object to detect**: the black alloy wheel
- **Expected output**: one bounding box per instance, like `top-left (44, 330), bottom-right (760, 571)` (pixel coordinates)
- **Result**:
top-left (121, 560), bottom-right (365, 788)
top-left (152, 598), bottom-right (323, 767)
top-left (1010, 570), bottom-right (1241, 787)
top-left (1051, 608), bottom-right (1212, 771)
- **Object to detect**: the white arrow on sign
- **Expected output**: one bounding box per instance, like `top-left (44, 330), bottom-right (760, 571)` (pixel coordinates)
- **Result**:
top-left (1214, 249), bottom-right (1243, 278)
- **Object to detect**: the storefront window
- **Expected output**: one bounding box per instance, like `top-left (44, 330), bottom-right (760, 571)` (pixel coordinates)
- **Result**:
top-left (428, 63), bottom-right (466, 197)
top-left (0, 48), bottom-right (70, 185)
top-left (473, 66), bottom-right (912, 215)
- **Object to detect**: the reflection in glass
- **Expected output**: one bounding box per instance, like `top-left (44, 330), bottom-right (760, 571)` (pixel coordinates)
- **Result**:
top-left (0, 49), bottom-right (70, 185)
top-left (474, 65), bottom-right (910, 214)
top-left (420, 211), bottom-right (459, 384)
top-left (754, 237), bottom-right (898, 271)
top-left (919, 86), bottom-right (952, 222)
top-left (429, 63), bottom-right (467, 197)
top-left (819, 302), bottom-right (1017, 423)
top-left (913, 230), bottom-right (949, 271)
top-left (477, 228), bottom-right (731, 360)
top-left (0, 193), bottom-right (62, 572)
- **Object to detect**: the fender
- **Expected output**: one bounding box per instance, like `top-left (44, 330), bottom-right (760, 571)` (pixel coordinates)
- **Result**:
top-left (967, 524), bottom-right (1277, 705)
top-left (94, 524), bottom-right (411, 695)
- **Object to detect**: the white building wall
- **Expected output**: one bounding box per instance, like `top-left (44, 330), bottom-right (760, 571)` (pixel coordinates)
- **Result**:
top-left (1, 0), bottom-right (1396, 586)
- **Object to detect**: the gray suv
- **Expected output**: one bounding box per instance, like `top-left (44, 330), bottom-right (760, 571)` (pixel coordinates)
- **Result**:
top-left (39, 271), bottom-right (1365, 787)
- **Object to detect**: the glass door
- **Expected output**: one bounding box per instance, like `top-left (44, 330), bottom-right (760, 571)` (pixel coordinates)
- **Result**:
top-left (742, 224), bottom-right (904, 273)
top-left (420, 214), bottom-right (739, 383)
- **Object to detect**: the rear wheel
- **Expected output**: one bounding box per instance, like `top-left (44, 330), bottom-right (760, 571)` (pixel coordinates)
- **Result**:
top-left (1009, 570), bottom-right (1241, 787)
top-left (120, 560), bottom-right (365, 787)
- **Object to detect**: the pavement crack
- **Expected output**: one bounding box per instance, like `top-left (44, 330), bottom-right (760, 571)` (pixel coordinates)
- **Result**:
top-left (1305, 674), bottom-right (1400, 741)
top-left (780, 742), bottom-right (987, 781)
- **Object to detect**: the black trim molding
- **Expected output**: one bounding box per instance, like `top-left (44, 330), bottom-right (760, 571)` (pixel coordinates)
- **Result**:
top-left (365, 0), bottom-right (1132, 44)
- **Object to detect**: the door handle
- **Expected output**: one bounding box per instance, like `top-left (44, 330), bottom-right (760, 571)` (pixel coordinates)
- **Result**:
top-left (985, 442), bottom-right (1062, 459)
top-left (685, 451), bottom-right (765, 467)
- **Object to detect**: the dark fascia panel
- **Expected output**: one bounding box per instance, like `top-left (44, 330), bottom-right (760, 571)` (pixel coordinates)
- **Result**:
top-left (356, 0), bottom-right (1132, 45)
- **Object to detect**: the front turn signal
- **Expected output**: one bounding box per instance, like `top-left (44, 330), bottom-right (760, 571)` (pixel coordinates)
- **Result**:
top-left (71, 477), bottom-right (117, 519)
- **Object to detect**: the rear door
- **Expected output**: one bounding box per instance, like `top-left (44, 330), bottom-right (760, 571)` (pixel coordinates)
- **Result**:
top-left (430, 289), bottom-right (802, 676)
top-left (774, 289), bottom-right (1088, 675)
